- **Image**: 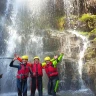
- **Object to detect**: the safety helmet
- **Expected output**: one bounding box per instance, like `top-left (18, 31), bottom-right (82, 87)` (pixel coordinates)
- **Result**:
top-left (21, 55), bottom-right (28, 60)
top-left (34, 56), bottom-right (39, 60)
top-left (44, 56), bottom-right (51, 61)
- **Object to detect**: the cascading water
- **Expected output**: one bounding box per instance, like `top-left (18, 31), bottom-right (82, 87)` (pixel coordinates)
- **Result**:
top-left (63, 0), bottom-right (89, 89)
top-left (68, 30), bottom-right (88, 89)
top-left (0, 0), bottom-right (95, 96)
top-left (58, 0), bottom-right (94, 95)
top-left (63, 0), bottom-right (79, 28)
top-left (0, 0), bottom-right (47, 95)
top-left (63, 0), bottom-right (82, 87)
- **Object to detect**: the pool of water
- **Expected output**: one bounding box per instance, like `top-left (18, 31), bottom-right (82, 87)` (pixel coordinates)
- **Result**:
top-left (58, 89), bottom-right (94, 96)
top-left (0, 89), bottom-right (95, 96)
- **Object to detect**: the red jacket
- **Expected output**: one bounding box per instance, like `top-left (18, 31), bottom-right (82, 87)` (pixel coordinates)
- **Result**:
top-left (44, 62), bottom-right (58, 77)
top-left (17, 64), bottom-right (30, 79)
top-left (31, 63), bottom-right (43, 77)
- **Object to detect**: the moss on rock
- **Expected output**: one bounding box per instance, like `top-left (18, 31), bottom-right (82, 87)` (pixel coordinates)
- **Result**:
top-left (79, 14), bottom-right (96, 32)
top-left (56, 16), bottom-right (65, 31)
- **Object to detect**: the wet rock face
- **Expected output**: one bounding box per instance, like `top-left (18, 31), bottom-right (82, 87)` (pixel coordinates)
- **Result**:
top-left (43, 31), bottom-right (96, 94)
top-left (43, 37), bottom-right (60, 52)
top-left (43, 30), bottom-right (82, 91)
top-left (58, 33), bottom-right (81, 59)
top-left (79, 0), bottom-right (96, 14)
top-left (43, 30), bottom-right (82, 59)
top-left (83, 61), bottom-right (96, 95)
top-left (83, 40), bottom-right (96, 95)
top-left (85, 0), bottom-right (96, 14)
top-left (58, 59), bottom-right (80, 91)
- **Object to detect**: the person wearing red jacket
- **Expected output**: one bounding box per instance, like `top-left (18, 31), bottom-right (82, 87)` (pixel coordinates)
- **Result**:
top-left (30, 56), bottom-right (43, 96)
top-left (9, 55), bottom-right (31, 96)
top-left (42, 53), bottom-right (64, 96)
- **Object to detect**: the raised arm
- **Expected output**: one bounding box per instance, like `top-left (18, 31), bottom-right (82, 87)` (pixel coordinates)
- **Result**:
top-left (42, 53), bottom-right (64, 68)
top-left (9, 58), bottom-right (20, 68)
top-left (57, 53), bottom-right (64, 62)
top-left (52, 53), bottom-right (64, 67)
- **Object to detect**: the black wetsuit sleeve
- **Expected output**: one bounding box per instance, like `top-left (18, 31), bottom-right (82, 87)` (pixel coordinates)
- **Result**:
top-left (0, 74), bottom-right (2, 78)
top-left (9, 60), bottom-right (20, 68)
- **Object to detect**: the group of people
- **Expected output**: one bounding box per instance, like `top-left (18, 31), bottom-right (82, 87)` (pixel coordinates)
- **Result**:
top-left (9, 53), bottom-right (64, 96)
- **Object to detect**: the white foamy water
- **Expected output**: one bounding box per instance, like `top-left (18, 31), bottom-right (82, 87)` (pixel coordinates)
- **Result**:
top-left (68, 29), bottom-right (88, 88)
top-left (0, 89), bottom-right (94, 96)
top-left (0, 0), bottom-right (46, 93)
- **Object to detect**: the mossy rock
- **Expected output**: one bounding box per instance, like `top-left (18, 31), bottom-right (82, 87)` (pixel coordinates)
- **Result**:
top-left (85, 47), bottom-right (96, 60)
top-left (78, 31), bottom-right (89, 36)
top-left (79, 14), bottom-right (96, 31)
top-left (88, 28), bottom-right (96, 40)
top-left (56, 16), bottom-right (65, 31)
top-left (79, 14), bottom-right (96, 22)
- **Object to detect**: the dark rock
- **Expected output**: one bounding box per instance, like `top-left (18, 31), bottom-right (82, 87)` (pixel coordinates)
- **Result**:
top-left (0, 74), bottom-right (3, 78)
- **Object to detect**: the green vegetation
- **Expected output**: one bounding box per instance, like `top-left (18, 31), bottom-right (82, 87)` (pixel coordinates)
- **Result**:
top-left (50, 14), bottom-right (96, 34)
top-left (78, 14), bottom-right (96, 40)
top-left (79, 14), bottom-right (96, 31)
top-left (90, 28), bottom-right (96, 34)
top-left (79, 14), bottom-right (96, 22)
top-left (85, 48), bottom-right (96, 60)
top-left (78, 31), bottom-right (89, 36)
top-left (94, 38), bottom-right (96, 41)
top-left (55, 15), bottom-right (78, 31)
top-left (56, 16), bottom-right (65, 31)
top-left (88, 28), bottom-right (96, 40)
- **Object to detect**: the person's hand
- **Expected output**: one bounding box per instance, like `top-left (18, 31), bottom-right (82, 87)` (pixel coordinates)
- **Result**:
top-left (13, 54), bottom-right (19, 61)
top-left (54, 55), bottom-right (58, 59)
top-left (13, 57), bottom-right (17, 61)
top-left (14, 54), bottom-right (19, 58)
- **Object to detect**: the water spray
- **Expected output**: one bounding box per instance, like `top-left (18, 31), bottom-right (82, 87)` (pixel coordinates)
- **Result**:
top-left (0, 57), bottom-right (13, 59)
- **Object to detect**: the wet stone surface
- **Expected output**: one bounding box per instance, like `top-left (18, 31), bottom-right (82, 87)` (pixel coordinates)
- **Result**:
top-left (0, 89), bottom-right (95, 96)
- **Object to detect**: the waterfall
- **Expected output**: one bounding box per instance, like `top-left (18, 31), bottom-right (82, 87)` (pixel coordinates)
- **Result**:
top-left (0, 0), bottom-right (95, 96)
top-left (62, 0), bottom-right (86, 88)
top-left (68, 30), bottom-right (88, 89)
top-left (63, 0), bottom-right (79, 28)
top-left (0, 0), bottom-right (46, 94)
top-left (62, 0), bottom-right (94, 94)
